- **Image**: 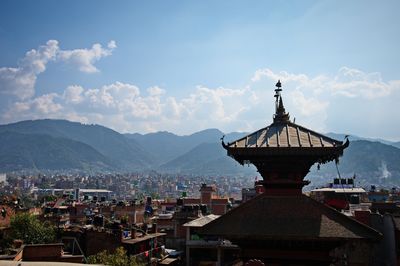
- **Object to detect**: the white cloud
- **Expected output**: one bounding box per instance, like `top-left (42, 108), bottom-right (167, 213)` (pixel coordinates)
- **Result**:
top-left (33, 93), bottom-right (63, 114)
top-left (1, 81), bottom-right (253, 134)
top-left (107, 40), bottom-right (117, 49)
top-left (1, 42), bottom-right (400, 138)
top-left (248, 67), bottom-right (400, 134)
top-left (330, 67), bottom-right (393, 98)
top-left (58, 40), bottom-right (116, 73)
top-left (252, 68), bottom-right (310, 86)
top-left (289, 89), bottom-right (329, 132)
top-left (0, 40), bottom-right (59, 100)
top-left (4, 66), bottom-right (400, 135)
top-left (253, 67), bottom-right (398, 99)
top-left (64, 85), bottom-right (84, 104)
top-left (290, 89), bottom-right (329, 117)
top-left (147, 86), bottom-right (165, 96)
top-left (0, 40), bottom-right (116, 101)
top-left (3, 93), bottom-right (62, 121)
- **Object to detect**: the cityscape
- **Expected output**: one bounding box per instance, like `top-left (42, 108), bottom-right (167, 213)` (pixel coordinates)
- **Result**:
top-left (1, 1), bottom-right (400, 266)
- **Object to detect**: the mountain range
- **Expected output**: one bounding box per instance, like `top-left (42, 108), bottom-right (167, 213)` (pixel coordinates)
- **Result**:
top-left (0, 119), bottom-right (152, 171)
top-left (0, 119), bottom-right (399, 186)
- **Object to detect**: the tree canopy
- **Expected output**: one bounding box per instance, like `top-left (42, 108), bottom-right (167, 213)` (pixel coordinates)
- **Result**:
top-left (87, 247), bottom-right (144, 266)
top-left (10, 213), bottom-right (55, 244)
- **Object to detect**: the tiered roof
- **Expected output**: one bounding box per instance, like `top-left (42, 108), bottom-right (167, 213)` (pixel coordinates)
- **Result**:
top-left (200, 81), bottom-right (380, 245)
top-left (201, 193), bottom-right (381, 241)
top-left (225, 122), bottom-right (342, 149)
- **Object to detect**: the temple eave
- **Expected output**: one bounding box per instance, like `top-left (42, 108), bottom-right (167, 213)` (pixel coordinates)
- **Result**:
top-left (226, 146), bottom-right (346, 153)
top-left (227, 147), bottom-right (345, 164)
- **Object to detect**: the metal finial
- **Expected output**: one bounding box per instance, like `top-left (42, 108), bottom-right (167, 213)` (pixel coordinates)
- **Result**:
top-left (273, 80), bottom-right (290, 123)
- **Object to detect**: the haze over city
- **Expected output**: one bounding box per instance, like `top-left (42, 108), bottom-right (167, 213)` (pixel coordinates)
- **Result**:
top-left (1, 0), bottom-right (400, 140)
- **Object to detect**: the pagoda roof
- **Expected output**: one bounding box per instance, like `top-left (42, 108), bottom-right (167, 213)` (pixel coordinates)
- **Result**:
top-left (222, 80), bottom-right (349, 163)
top-left (225, 121), bottom-right (343, 149)
top-left (200, 193), bottom-right (381, 241)
top-left (222, 121), bottom-right (348, 165)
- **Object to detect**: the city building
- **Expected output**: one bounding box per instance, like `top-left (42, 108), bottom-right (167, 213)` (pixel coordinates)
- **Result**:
top-left (183, 214), bottom-right (239, 266)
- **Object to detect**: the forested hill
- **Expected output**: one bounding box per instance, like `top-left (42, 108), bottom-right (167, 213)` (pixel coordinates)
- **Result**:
top-left (1, 119), bottom-right (399, 186)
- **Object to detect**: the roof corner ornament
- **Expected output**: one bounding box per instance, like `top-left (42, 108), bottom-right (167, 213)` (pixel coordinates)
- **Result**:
top-left (221, 135), bottom-right (228, 150)
top-left (343, 137), bottom-right (350, 149)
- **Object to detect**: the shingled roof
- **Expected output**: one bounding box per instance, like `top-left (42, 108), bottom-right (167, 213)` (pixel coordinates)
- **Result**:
top-left (222, 81), bottom-right (348, 165)
top-left (200, 193), bottom-right (381, 241)
top-left (225, 122), bottom-right (342, 149)
top-left (222, 122), bottom-right (348, 166)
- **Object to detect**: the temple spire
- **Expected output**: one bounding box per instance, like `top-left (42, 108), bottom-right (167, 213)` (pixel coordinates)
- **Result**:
top-left (273, 80), bottom-right (290, 123)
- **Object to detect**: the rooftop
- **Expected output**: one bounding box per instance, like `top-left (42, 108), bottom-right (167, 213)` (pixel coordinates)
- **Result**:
top-left (183, 214), bottom-right (220, 228)
top-left (311, 188), bottom-right (366, 193)
top-left (122, 232), bottom-right (166, 245)
top-left (200, 193), bottom-right (381, 241)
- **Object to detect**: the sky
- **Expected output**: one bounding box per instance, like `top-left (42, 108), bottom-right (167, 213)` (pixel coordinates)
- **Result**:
top-left (0, 0), bottom-right (400, 140)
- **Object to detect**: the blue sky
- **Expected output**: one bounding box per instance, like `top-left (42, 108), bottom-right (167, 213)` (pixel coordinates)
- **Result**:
top-left (1, 0), bottom-right (400, 140)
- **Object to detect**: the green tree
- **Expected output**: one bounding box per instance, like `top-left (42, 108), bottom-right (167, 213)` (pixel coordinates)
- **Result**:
top-left (19, 194), bottom-right (36, 208)
top-left (87, 247), bottom-right (144, 266)
top-left (10, 213), bottom-right (56, 244)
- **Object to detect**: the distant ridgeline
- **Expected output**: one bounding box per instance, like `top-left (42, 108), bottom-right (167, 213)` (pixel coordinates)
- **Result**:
top-left (0, 119), bottom-right (399, 186)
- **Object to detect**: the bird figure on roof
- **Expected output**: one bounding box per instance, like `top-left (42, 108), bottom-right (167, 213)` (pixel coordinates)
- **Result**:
top-left (221, 135), bottom-right (228, 149)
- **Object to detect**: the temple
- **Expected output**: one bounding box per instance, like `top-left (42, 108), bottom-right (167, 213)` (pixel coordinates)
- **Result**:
top-left (222, 80), bottom-right (349, 196)
top-left (201, 81), bottom-right (381, 265)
